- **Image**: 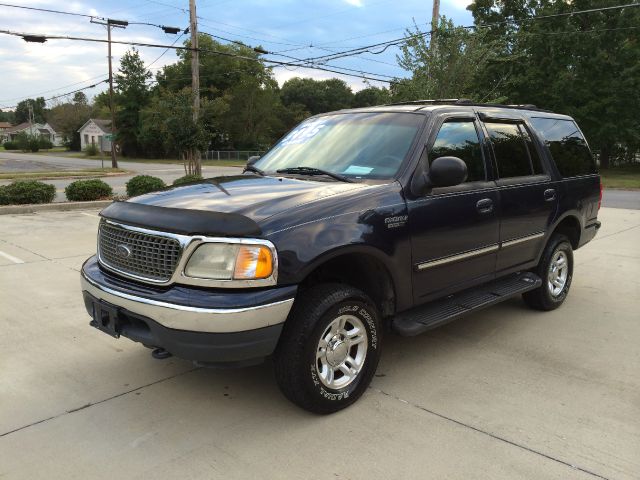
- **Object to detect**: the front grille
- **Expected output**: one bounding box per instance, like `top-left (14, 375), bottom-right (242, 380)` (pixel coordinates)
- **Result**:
top-left (98, 222), bottom-right (182, 282)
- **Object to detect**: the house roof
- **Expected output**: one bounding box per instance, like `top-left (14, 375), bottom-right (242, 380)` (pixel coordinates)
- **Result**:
top-left (78, 118), bottom-right (113, 134)
top-left (0, 122), bottom-right (12, 129)
top-left (5, 122), bottom-right (32, 133)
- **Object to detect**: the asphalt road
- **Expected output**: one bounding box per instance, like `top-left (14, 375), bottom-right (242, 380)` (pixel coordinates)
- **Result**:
top-left (0, 207), bottom-right (638, 479)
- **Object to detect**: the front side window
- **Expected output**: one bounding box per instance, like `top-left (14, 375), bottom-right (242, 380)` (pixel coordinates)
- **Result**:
top-left (485, 122), bottom-right (539, 178)
top-left (530, 118), bottom-right (596, 177)
top-left (254, 113), bottom-right (424, 180)
top-left (429, 120), bottom-right (485, 182)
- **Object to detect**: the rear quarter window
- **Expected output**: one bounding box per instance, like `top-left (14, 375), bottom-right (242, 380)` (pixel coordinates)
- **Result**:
top-left (530, 118), bottom-right (597, 177)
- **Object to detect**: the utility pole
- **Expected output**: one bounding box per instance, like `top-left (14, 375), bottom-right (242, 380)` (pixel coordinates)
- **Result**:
top-left (431, 0), bottom-right (440, 49)
top-left (92, 17), bottom-right (127, 168)
top-left (189, 0), bottom-right (201, 176)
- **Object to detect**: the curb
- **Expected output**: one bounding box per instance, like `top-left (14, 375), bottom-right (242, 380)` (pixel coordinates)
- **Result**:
top-left (0, 200), bottom-right (113, 215)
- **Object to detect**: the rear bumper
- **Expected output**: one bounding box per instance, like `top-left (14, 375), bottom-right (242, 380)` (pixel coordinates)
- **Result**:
top-left (81, 256), bottom-right (296, 365)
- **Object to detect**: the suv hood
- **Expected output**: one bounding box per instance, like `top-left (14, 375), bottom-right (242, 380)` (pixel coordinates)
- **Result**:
top-left (100, 175), bottom-right (368, 237)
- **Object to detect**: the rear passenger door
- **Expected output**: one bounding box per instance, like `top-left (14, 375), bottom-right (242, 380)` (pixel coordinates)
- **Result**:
top-left (480, 116), bottom-right (558, 273)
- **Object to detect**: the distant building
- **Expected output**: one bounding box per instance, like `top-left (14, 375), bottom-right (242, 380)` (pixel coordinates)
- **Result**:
top-left (78, 119), bottom-right (113, 152)
top-left (0, 122), bottom-right (11, 142)
top-left (2, 122), bottom-right (63, 146)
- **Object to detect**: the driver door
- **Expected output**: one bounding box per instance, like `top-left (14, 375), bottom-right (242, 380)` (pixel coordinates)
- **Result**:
top-left (407, 114), bottom-right (500, 304)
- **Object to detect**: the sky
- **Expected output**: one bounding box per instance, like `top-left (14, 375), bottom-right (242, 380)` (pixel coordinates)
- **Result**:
top-left (0, 0), bottom-right (474, 111)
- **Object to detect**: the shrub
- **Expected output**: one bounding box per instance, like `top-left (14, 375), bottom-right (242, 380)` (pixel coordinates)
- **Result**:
top-left (126, 175), bottom-right (166, 197)
top-left (0, 186), bottom-right (9, 205)
top-left (172, 174), bottom-right (204, 186)
top-left (39, 138), bottom-right (53, 150)
top-left (84, 143), bottom-right (99, 156)
top-left (2, 180), bottom-right (56, 204)
top-left (3, 141), bottom-right (18, 150)
top-left (65, 179), bottom-right (113, 201)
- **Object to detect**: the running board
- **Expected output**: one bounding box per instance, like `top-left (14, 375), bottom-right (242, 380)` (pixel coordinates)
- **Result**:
top-left (392, 272), bottom-right (542, 337)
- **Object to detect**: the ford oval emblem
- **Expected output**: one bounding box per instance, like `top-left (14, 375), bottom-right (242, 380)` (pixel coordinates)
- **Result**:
top-left (115, 244), bottom-right (132, 258)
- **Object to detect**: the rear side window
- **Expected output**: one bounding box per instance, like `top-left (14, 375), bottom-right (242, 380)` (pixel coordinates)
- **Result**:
top-left (429, 120), bottom-right (485, 182)
top-left (530, 118), bottom-right (596, 177)
top-left (485, 122), bottom-right (544, 178)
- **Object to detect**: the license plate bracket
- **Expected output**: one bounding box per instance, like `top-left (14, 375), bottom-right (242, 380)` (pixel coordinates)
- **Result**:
top-left (89, 299), bottom-right (122, 338)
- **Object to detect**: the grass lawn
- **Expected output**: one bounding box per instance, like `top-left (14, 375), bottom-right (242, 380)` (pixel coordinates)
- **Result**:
top-left (0, 168), bottom-right (127, 181)
top-left (600, 165), bottom-right (640, 190)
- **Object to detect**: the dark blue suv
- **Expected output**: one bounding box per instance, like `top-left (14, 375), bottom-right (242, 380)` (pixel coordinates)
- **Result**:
top-left (81, 100), bottom-right (602, 413)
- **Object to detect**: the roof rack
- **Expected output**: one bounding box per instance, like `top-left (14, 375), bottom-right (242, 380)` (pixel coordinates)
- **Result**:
top-left (386, 99), bottom-right (551, 113)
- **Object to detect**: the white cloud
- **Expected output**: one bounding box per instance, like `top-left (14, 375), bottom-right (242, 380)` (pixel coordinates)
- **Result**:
top-left (444, 0), bottom-right (473, 10)
top-left (343, 0), bottom-right (364, 7)
top-left (272, 66), bottom-right (384, 92)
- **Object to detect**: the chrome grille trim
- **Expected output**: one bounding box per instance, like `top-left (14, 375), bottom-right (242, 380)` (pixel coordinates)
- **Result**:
top-left (95, 219), bottom-right (279, 288)
top-left (98, 222), bottom-right (183, 282)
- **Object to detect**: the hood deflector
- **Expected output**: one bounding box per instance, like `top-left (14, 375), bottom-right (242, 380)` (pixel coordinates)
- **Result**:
top-left (100, 201), bottom-right (262, 237)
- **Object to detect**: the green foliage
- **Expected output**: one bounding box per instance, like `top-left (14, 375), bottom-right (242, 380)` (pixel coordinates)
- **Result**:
top-left (393, 17), bottom-right (497, 101)
top-left (353, 87), bottom-right (391, 107)
top-left (14, 132), bottom-right (43, 152)
top-left (65, 179), bottom-right (113, 201)
top-left (38, 138), bottom-right (53, 150)
top-left (466, 0), bottom-right (640, 166)
top-left (172, 174), bottom-right (204, 186)
top-left (0, 109), bottom-right (15, 123)
top-left (14, 97), bottom-right (46, 124)
top-left (84, 143), bottom-right (99, 156)
top-left (280, 77), bottom-right (354, 115)
top-left (115, 48), bottom-right (152, 157)
top-left (0, 186), bottom-right (9, 205)
top-left (2, 180), bottom-right (56, 204)
top-left (3, 141), bottom-right (18, 150)
top-left (126, 175), bottom-right (166, 197)
top-left (47, 99), bottom-right (94, 151)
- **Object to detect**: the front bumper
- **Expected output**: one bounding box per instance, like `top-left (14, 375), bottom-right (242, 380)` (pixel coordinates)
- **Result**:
top-left (81, 256), bottom-right (297, 364)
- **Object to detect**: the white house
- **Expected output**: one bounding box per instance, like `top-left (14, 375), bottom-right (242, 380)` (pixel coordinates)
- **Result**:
top-left (78, 119), bottom-right (113, 152)
top-left (3, 122), bottom-right (63, 146)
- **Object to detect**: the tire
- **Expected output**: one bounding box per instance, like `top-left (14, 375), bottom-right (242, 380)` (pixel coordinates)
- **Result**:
top-left (274, 283), bottom-right (382, 414)
top-left (523, 234), bottom-right (574, 311)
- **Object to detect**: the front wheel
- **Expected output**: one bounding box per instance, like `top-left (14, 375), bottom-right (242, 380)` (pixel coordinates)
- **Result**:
top-left (274, 283), bottom-right (382, 414)
top-left (523, 234), bottom-right (574, 311)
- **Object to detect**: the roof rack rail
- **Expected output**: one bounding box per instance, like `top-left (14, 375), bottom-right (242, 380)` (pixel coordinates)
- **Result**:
top-left (385, 99), bottom-right (551, 113)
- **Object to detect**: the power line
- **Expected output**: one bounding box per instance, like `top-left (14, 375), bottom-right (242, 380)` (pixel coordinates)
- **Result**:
top-left (0, 74), bottom-right (108, 104)
top-left (1, 80), bottom-right (108, 110)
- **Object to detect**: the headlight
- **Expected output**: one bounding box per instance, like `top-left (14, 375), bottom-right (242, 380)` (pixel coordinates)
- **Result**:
top-left (184, 242), bottom-right (274, 280)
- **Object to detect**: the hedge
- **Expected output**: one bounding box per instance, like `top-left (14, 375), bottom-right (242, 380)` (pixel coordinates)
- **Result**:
top-left (126, 175), bottom-right (166, 197)
top-left (172, 174), bottom-right (204, 186)
top-left (65, 179), bottom-right (113, 201)
top-left (0, 180), bottom-right (56, 205)
top-left (3, 141), bottom-right (18, 150)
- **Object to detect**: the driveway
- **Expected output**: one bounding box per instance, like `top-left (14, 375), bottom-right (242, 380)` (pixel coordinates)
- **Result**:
top-left (0, 207), bottom-right (638, 479)
top-left (0, 151), bottom-right (241, 201)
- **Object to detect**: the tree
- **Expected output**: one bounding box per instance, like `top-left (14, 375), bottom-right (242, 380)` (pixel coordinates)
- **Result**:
top-left (73, 92), bottom-right (88, 106)
top-left (353, 86), bottom-right (391, 107)
top-left (0, 110), bottom-right (15, 124)
top-left (392, 17), bottom-right (497, 101)
top-left (14, 97), bottom-right (46, 124)
top-left (467, 0), bottom-right (640, 167)
top-left (47, 99), bottom-right (93, 151)
top-left (280, 77), bottom-right (354, 115)
top-left (115, 48), bottom-right (152, 157)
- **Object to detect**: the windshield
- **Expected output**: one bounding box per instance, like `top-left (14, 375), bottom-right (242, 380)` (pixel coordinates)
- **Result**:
top-left (254, 112), bottom-right (424, 180)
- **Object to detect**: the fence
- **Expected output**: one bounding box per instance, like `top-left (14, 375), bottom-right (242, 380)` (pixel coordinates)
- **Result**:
top-left (203, 150), bottom-right (264, 161)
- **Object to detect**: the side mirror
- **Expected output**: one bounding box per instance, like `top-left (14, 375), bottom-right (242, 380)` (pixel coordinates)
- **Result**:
top-left (246, 155), bottom-right (260, 166)
top-left (410, 156), bottom-right (468, 196)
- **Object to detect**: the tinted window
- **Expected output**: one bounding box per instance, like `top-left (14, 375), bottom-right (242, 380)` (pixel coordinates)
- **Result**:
top-left (429, 120), bottom-right (485, 182)
top-left (530, 118), bottom-right (596, 177)
top-left (519, 125), bottom-right (544, 174)
top-left (485, 122), bottom-right (534, 178)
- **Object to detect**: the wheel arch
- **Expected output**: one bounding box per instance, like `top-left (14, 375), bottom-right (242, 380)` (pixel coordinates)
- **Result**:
top-left (296, 245), bottom-right (399, 318)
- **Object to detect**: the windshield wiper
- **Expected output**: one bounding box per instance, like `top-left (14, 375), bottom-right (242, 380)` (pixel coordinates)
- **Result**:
top-left (243, 164), bottom-right (265, 176)
top-left (276, 166), bottom-right (353, 183)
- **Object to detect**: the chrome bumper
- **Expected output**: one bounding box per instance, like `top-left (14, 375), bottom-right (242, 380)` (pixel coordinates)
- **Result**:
top-left (81, 272), bottom-right (294, 334)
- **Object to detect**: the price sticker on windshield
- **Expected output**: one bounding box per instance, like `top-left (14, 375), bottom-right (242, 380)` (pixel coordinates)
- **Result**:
top-left (280, 119), bottom-right (327, 146)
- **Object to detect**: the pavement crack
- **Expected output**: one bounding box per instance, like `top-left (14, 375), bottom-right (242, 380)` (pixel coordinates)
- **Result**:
top-left (369, 387), bottom-right (612, 480)
top-left (0, 367), bottom-right (201, 438)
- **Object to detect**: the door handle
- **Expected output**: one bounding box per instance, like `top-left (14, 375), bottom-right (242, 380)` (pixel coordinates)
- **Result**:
top-left (476, 198), bottom-right (494, 214)
top-left (544, 189), bottom-right (557, 202)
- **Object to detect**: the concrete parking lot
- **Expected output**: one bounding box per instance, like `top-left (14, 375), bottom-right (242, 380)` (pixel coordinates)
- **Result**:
top-left (0, 207), bottom-right (638, 479)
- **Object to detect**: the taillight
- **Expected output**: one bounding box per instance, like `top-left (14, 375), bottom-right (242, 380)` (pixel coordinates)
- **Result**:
top-left (598, 179), bottom-right (603, 210)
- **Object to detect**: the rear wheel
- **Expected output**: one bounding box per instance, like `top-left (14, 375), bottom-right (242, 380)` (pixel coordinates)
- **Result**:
top-left (274, 283), bottom-right (382, 414)
top-left (523, 234), bottom-right (574, 311)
